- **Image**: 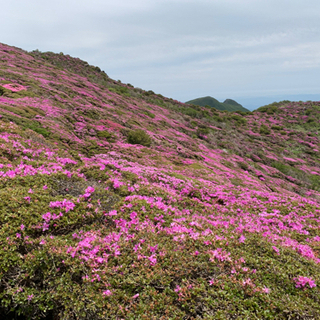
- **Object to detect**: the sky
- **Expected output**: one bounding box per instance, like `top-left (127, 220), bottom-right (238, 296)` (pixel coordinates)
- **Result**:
top-left (2, 0), bottom-right (320, 110)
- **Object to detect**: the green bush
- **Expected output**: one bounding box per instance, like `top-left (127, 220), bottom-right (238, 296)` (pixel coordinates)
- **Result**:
top-left (31, 127), bottom-right (50, 138)
top-left (259, 125), bottom-right (271, 135)
top-left (231, 114), bottom-right (247, 125)
top-left (80, 109), bottom-right (100, 120)
top-left (127, 129), bottom-right (152, 147)
top-left (96, 131), bottom-right (115, 142)
top-left (271, 125), bottom-right (283, 131)
top-left (310, 174), bottom-right (320, 191)
top-left (184, 108), bottom-right (198, 118)
top-left (141, 110), bottom-right (155, 118)
top-left (196, 127), bottom-right (209, 138)
top-left (108, 86), bottom-right (130, 97)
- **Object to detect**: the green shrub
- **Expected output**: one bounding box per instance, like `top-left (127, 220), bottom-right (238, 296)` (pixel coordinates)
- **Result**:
top-left (80, 109), bottom-right (100, 120)
top-left (238, 161), bottom-right (249, 171)
top-left (310, 175), bottom-right (320, 191)
top-left (108, 86), bottom-right (130, 97)
top-left (231, 114), bottom-right (247, 125)
top-left (266, 105), bottom-right (278, 114)
top-left (31, 127), bottom-right (50, 138)
top-left (144, 90), bottom-right (155, 96)
top-left (141, 110), bottom-right (155, 118)
top-left (96, 130), bottom-right (115, 142)
top-left (196, 127), bottom-right (209, 138)
top-left (259, 125), bottom-right (271, 135)
top-left (127, 129), bottom-right (152, 147)
top-left (212, 115), bottom-right (223, 122)
top-left (271, 125), bottom-right (283, 131)
top-left (184, 108), bottom-right (198, 118)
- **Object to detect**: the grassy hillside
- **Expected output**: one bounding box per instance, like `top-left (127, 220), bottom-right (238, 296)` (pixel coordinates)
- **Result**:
top-left (186, 96), bottom-right (249, 112)
top-left (0, 42), bottom-right (320, 319)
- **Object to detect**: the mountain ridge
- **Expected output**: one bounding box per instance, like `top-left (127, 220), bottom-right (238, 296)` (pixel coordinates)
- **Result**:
top-left (186, 95), bottom-right (250, 112)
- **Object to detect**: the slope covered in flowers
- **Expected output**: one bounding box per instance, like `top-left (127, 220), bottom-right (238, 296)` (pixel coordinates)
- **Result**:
top-left (0, 42), bottom-right (320, 319)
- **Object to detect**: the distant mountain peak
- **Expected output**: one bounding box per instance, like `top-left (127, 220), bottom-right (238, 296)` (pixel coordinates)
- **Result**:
top-left (223, 99), bottom-right (242, 107)
top-left (186, 96), bottom-right (249, 112)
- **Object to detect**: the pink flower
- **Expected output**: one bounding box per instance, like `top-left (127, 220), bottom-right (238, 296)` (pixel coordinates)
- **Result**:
top-left (49, 200), bottom-right (75, 212)
top-left (27, 294), bottom-right (34, 301)
top-left (130, 211), bottom-right (137, 220)
top-left (262, 287), bottom-right (270, 293)
top-left (272, 246), bottom-right (280, 255)
top-left (148, 254), bottom-right (157, 266)
top-left (20, 224), bottom-right (25, 231)
top-left (132, 293), bottom-right (139, 299)
top-left (149, 245), bottom-right (158, 253)
top-left (239, 235), bottom-right (246, 243)
top-left (242, 278), bottom-right (253, 287)
top-left (106, 210), bottom-right (117, 216)
top-left (42, 212), bottom-right (52, 222)
top-left (174, 285), bottom-right (181, 292)
top-left (294, 276), bottom-right (316, 289)
top-left (85, 186), bottom-right (95, 194)
top-left (103, 290), bottom-right (112, 296)
top-left (209, 248), bottom-right (231, 262)
top-left (28, 189), bottom-right (33, 194)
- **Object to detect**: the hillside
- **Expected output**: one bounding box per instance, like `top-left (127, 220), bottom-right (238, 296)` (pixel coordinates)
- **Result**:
top-left (0, 42), bottom-right (320, 319)
top-left (186, 96), bottom-right (249, 112)
top-left (223, 98), bottom-right (244, 109)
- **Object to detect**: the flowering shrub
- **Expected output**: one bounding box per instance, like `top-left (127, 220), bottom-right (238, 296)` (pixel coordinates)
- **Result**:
top-left (2, 83), bottom-right (27, 92)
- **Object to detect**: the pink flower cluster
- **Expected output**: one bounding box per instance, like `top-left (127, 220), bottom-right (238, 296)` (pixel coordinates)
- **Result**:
top-left (49, 199), bottom-right (75, 212)
top-left (209, 248), bottom-right (232, 262)
top-left (2, 83), bottom-right (27, 92)
top-left (83, 186), bottom-right (95, 198)
top-left (294, 276), bottom-right (316, 289)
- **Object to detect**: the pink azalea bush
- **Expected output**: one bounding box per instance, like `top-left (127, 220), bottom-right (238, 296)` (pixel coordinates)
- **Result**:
top-left (2, 83), bottom-right (27, 92)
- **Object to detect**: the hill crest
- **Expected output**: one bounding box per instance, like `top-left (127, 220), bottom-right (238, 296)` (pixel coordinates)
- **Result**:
top-left (186, 96), bottom-right (249, 112)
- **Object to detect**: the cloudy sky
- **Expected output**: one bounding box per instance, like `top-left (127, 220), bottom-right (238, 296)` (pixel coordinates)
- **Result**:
top-left (2, 0), bottom-right (320, 110)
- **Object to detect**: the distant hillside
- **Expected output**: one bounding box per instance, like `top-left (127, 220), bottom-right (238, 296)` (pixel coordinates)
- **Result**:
top-left (186, 96), bottom-right (249, 112)
top-left (223, 98), bottom-right (243, 108)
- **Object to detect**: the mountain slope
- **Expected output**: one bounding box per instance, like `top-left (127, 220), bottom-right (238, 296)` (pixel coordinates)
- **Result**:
top-left (0, 42), bottom-right (320, 319)
top-left (223, 98), bottom-right (244, 108)
top-left (186, 96), bottom-right (249, 112)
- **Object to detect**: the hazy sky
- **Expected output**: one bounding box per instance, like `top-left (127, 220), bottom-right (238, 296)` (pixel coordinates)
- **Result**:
top-left (2, 0), bottom-right (320, 109)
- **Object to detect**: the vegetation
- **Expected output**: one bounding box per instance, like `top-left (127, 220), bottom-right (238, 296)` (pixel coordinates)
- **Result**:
top-left (0, 42), bottom-right (319, 319)
top-left (186, 96), bottom-right (249, 112)
top-left (127, 129), bottom-right (152, 146)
